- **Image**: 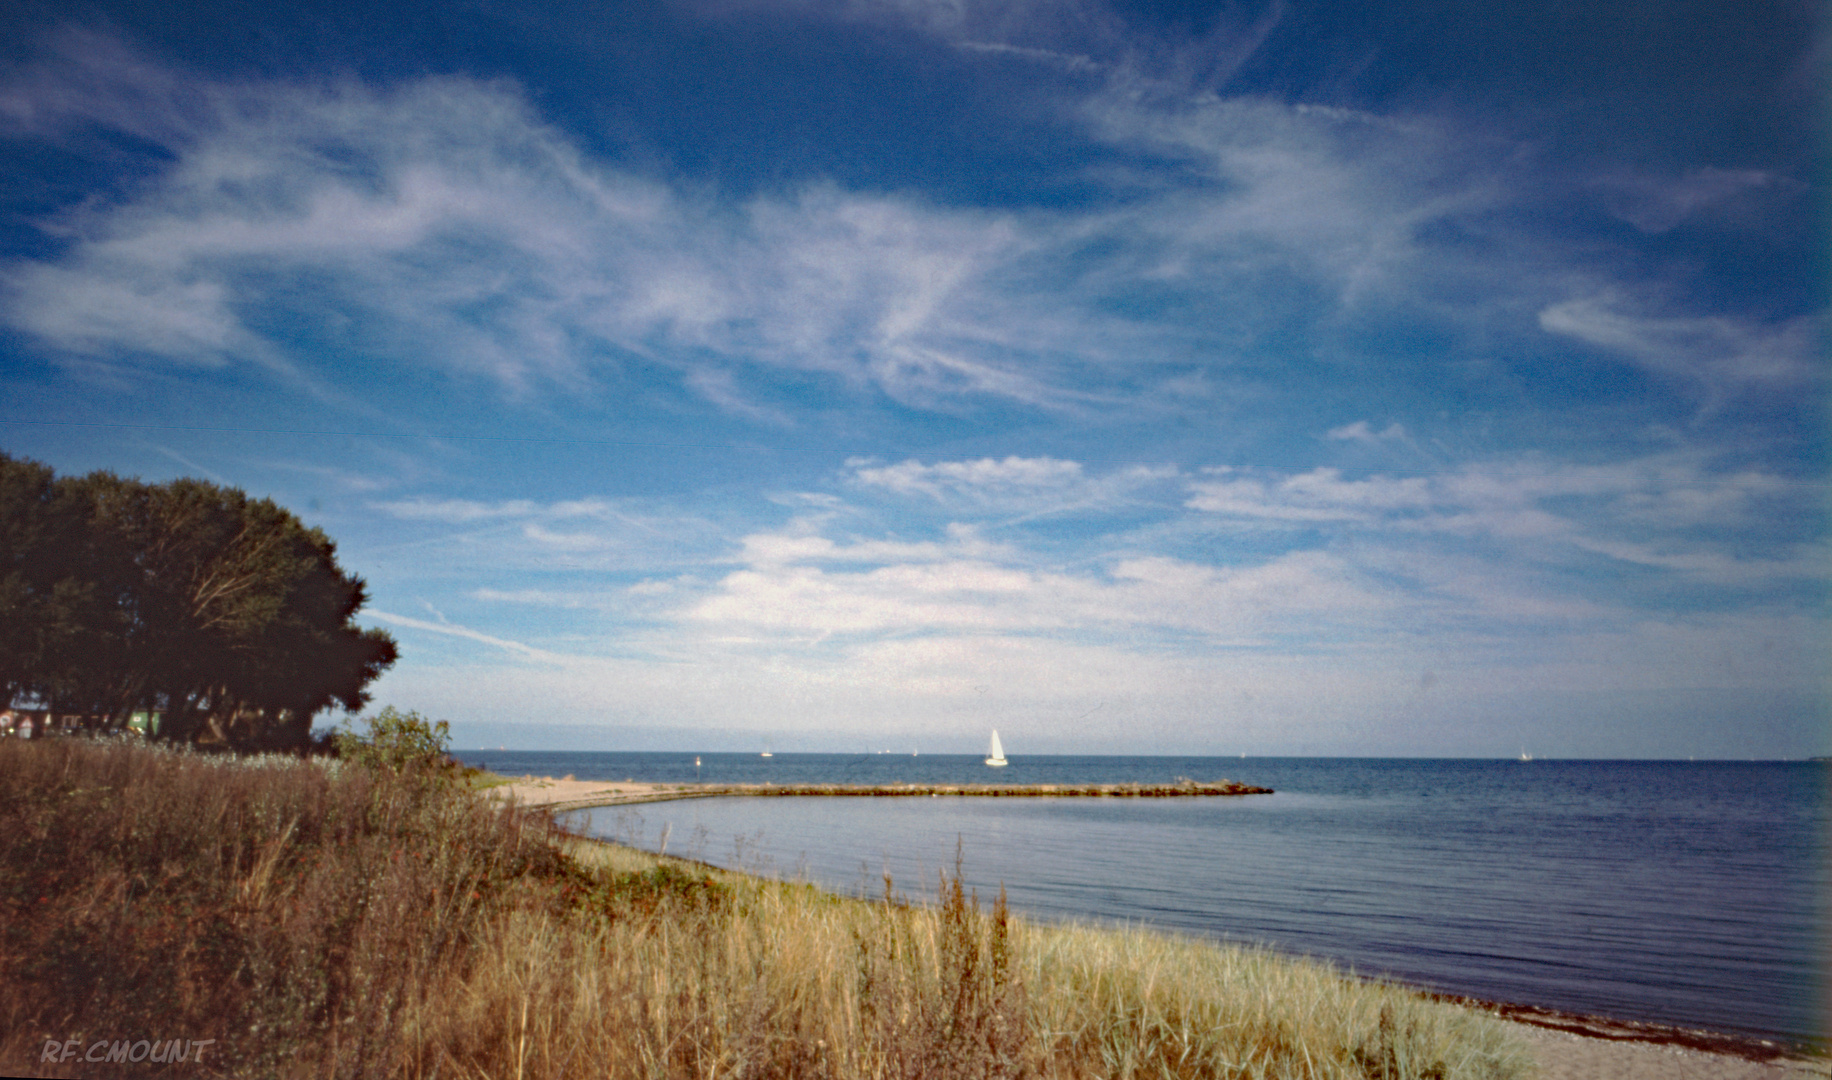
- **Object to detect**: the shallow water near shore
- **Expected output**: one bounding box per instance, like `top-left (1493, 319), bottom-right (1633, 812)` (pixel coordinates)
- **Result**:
top-left (458, 752), bottom-right (1828, 1049)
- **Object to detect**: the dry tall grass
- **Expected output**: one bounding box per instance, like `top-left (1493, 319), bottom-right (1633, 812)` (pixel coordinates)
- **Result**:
top-left (0, 738), bottom-right (1532, 1079)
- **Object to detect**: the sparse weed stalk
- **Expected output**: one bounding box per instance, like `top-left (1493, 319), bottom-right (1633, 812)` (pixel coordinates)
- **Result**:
top-left (0, 738), bottom-right (1532, 1079)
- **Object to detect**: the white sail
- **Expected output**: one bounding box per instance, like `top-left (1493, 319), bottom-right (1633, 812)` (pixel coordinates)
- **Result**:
top-left (985, 729), bottom-right (1008, 767)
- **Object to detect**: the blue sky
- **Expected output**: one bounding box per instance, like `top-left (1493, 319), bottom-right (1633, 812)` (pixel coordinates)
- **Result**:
top-left (0, 0), bottom-right (1823, 756)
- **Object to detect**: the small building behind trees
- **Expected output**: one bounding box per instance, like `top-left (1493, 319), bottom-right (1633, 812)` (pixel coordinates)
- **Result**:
top-left (0, 452), bottom-right (398, 750)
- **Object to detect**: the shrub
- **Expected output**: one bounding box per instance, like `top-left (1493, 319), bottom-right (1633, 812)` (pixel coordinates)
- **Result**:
top-left (332, 705), bottom-right (451, 775)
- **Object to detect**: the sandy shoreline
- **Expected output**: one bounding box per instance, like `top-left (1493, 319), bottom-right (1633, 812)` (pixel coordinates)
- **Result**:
top-left (491, 774), bottom-right (1827, 1080)
top-left (490, 775), bottom-right (703, 810)
top-left (1507, 1023), bottom-right (1825, 1080)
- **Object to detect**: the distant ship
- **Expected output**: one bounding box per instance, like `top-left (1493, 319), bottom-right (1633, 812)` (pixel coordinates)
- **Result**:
top-left (985, 729), bottom-right (1009, 767)
top-left (1518, 750), bottom-right (1533, 762)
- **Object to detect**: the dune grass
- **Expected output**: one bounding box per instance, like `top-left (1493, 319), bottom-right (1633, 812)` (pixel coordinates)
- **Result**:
top-left (0, 737), bottom-right (1533, 1079)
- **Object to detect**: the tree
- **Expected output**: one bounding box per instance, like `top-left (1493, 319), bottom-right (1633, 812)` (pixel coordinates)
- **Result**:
top-left (0, 452), bottom-right (399, 749)
top-left (0, 455), bottom-right (108, 714)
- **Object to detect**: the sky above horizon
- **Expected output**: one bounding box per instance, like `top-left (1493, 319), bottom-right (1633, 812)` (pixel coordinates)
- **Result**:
top-left (0, 0), bottom-right (1824, 757)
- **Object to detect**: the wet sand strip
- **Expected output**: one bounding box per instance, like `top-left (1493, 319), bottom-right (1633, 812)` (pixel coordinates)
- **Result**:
top-left (1415, 990), bottom-right (1823, 1067)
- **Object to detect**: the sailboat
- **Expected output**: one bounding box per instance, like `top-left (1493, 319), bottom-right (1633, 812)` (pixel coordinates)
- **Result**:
top-left (985, 729), bottom-right (1009, 767)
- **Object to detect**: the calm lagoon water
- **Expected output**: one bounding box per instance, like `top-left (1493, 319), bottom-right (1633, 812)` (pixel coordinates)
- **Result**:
top-left (455, 752), bottom-right (1828, 1048)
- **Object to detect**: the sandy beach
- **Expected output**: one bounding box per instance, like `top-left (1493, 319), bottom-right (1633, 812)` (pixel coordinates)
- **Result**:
top-left (1508, 1023), bottom-right (1826, 1080)
top-left (494, 773), bottom-right (1827, 1080)
top-left (491, 775), bottom-right (701, 809)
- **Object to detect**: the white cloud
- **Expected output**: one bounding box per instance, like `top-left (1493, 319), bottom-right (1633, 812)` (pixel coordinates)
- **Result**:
top-left (1594, 167), bottom-right (1794, 234)
top-left (1326, 420), bottom-right (1407, 444)
top-left (848, 456), bottom-right (1181, 522)
top-left (368, 452), bottom-right (1821, 670)
top-left (852, 455), bottom-right (1085, 498)
top-left (344, 447), bottom-right (1823, 748)
top-left (373, 497), bottom-right (538, 522)
top-left (1561, 535), bottom-right (1828, 588)
top-left (1071, 91), bottom-right (1513, 312)
top-left (0, 28), bottom-right (199, 143)
top-left (1184, 456), bottom-right (1824, 590)
top-left (356, 493), bottom-right (732, 579)
top-left (1186, 467), bottom-right (1432, 521)
top-left (954, 40), bottom-right (1103, 73)
top-left (736, 521), bottom-right (1008, 565)
top-left (263, 461), bottom-right (392, 494)
top-left (8, 267), bottom-right (242, 363)
top-left (5, 29), bottom-right (1817, 753)
top-left (2, 42), bottom-right (1098, 412)
top-left (5, 32), bottom-right (1809, 433)
top-left (366, 609), bottom-right (564, 663)
top-left (471, 587), bottom-right (607, 609)
top-left (364, 598), bottom-right (1826, 751)
top-left (1538, 296), bottom-right (1817, 398)
top-left (676, 534), bottom-right (1406, 644)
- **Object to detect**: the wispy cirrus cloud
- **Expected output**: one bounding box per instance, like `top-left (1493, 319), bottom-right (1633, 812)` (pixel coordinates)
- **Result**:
top-left (0, 34), bottom-right (1082, 412)
top-left (1592, 166), bottom-right (1798, 234)
top-left (851, 455), bottom-right (1085, 497)
top-left (1186, 455), bottom-right (1825, 590)
top-left (736, 521), bottom-right (1011, 565)
top-left (0, 2), bottom-right (1820, 757)
top-left (849, 456), bottom-right (1180, 520)
top-left (1537, 295), bottom-right (1818, 400)
top-left (1062, 78), bottom-right (1820, 414)
top-left (844, 451), bottom-right (1825, 604)
top-left (1187, 467), bottom-right (1432, 521)
top-left (365, 608), bottom-right (565, 663)
top-left (356, 492), bottom-right (733, 579)
top-left (373, 497), bottom-right (541, 523)
top-left (5, 27), bottom-right (1812, 435)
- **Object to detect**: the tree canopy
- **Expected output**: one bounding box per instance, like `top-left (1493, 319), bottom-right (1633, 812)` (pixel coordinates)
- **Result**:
top-left (0, 452), bottom-right (398, 749)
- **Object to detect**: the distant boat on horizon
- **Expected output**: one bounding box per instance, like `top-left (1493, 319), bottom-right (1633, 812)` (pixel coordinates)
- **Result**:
top-left (1518, 750), bottom-right (1533, 762)
top-left (985, 729), bottom-right (1009, 767)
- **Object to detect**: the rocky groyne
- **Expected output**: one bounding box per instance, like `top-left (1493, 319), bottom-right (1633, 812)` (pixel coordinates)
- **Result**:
top-left (518, 777), bottom-right (1273, 812)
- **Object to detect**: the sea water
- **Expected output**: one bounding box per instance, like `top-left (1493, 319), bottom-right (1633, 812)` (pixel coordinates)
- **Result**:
top-left (454, 752), bottom-right (1827, 1047)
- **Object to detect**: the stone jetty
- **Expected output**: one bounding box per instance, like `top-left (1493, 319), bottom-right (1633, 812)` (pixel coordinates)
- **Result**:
top-left (499, 776), bottom-right (1273, 813)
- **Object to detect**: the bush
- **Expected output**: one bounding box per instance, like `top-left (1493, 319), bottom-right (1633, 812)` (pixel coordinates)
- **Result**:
top-left (333, 705), bottom-right (451, 774)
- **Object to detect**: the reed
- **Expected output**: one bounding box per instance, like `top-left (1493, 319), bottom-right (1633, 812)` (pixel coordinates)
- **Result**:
top-left (0, 738), bottom-right (1532, 1079)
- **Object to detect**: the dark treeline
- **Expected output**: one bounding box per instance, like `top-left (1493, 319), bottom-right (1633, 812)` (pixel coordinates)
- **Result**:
top-left (0, 452), bottom-right (397, 750)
